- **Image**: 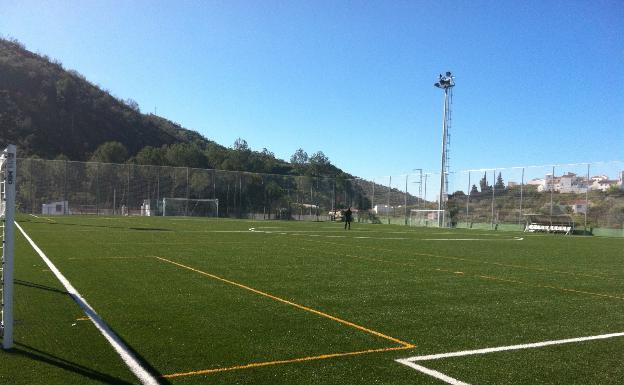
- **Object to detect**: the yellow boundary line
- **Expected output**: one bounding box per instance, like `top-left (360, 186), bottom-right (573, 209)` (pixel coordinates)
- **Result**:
top-left (477, 275), bottom-right (624, 300)
top-left (155, 256), bottom-right (413, 347)
top-left (163, 345), bottom-right (413, 378)
top-left (154, 256), bottom-right (415, 378)
top-left (298, 237), bottom-right (620, 281)
top-left (292, 243), bottom-right (624, 301)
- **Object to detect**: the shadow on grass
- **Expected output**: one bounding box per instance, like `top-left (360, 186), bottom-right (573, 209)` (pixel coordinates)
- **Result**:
top-left (11, 343), bottom-right (136, 385)
top-left (19, 217), bottom-right (172, 232)
top-left (11, 341), bottom-right (173, 385)
top-left (15, 279), bottom-right (68, 295)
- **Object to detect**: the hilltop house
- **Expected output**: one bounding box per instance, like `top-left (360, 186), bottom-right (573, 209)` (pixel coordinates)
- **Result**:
top-left (533, 171), bottom-right (622, 193)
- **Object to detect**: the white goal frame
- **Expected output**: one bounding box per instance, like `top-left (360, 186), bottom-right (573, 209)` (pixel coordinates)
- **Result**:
top-left (409, 209), bottom-right (447, 228)
top-left (161, 197), bottom-right (219, 217)
top-left (1, 145), bottom-right (16, 350)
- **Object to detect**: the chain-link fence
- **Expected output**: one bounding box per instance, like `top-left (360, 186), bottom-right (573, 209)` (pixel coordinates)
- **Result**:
top-left (15, 158), bottom-right (624, 236)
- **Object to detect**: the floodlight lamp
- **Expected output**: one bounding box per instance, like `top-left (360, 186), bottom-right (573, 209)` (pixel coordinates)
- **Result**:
top-left (434, 71), bottom-right (455, 89)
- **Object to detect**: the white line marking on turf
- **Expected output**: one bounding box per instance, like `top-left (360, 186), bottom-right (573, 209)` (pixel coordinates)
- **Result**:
top-left (29, 213), bottom-right (56, 222)
top-left (401, 332), bottom-right (624, 362)
top-left (15, 222), bottom-right (160, 385)
top-left (246, 228), bottom-right (523, 241)
top-left (395, 361), bottom-right (470, 385)
top-left (396, 332), bottom-right (624, 385)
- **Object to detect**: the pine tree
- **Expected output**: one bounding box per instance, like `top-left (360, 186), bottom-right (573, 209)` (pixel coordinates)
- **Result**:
top-left (479, 172), bottom-right (492, 193)
top-left (495, 172), bottom-right (505, 192)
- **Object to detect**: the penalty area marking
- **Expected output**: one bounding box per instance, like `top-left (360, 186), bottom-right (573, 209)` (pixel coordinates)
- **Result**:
top-left (396, 332), bottom-right (624, 385)
top-left (15, 222), bottom-right (159, 385)
top-left (154, 256), bottom-right (416, 378)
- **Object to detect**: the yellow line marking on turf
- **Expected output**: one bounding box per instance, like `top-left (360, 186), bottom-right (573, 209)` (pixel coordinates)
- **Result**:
top-left (299, 246), bottom-right (624, 301)
top-left (298, 237), bottom-right (620, 281)
top-left (76, 317), bottom-right (90, 321)
top-left (163, 345), bottom-right (414, 378)
top-left (154, 256), bottom-right (414, 347)
top-left (478, 275), bottom-right (624, 300)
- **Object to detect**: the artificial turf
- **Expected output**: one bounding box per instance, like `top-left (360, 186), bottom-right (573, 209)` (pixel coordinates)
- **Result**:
top-left (2, 215), bottom-right (623, 384)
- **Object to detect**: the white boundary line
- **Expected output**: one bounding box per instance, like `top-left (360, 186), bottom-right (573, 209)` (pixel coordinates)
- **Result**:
top-left (396, 332), bottom-right (624, 385)
top-left (248, 228), bottom-right (523, 241)
top-left (396, 361), bottom-right (470, 385)
top-left (15, 222), bottom-right (160, 385)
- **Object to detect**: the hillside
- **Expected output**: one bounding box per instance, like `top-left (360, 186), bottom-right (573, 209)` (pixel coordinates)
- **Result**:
top-left (0, 38), bottom-right (427, 214)
top-left (0, 37), bottom-right (336, 176)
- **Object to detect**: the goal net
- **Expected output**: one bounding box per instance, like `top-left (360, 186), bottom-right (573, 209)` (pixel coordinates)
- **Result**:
top-left (409, 209), bottom-right (448, 227)
top-left (160, 198), bottom-right (219, 217)
top-left (1, 145), bottom-right (16, 350)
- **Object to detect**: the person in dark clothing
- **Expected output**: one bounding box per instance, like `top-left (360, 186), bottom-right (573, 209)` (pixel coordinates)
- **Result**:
top-left (344, 207), bottom-right (353, 230)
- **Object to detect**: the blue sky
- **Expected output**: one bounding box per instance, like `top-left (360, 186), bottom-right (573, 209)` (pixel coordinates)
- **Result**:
top-left (1, 0), bottom-right (622, 181)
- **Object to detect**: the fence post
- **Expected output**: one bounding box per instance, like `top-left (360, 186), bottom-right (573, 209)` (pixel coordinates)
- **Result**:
top-left (585, 163), bottom-right (589, 233)
top-left (550, 165), bottom-right (555, 226)
top-left (466, 171), bottom-right (471, 228)
top-left (387, 176), bottom-right (391, 225)
top-left (96, 163), bottom-right (100, 215)
top-left (404, 174), bottom-right (408, 225)
top-left (186, 167), bottom-right (190, 216)
top-left (63, 160), bottom-right (68, 214)
top-left (491, 169), bottom-right (496, 229)
top-left (127, 164), bottom-right (131, 212)
top-left (519, 167), bottom-right (524, 225)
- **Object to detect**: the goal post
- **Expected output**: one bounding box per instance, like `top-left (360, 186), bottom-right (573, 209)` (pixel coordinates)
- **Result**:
top-left (1, 145), bottom-right (16, 350)
top-left (160, 198), bottom-right (219, 217)
top-left (409, 209), bottom-right (448, 228)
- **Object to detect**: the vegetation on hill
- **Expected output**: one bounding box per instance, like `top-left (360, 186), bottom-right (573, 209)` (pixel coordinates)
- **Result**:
top-left (0, 37), bottom-right (350, 178)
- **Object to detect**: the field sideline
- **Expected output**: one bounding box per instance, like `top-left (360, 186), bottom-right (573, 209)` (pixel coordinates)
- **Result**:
top-left (2, 215), bottom-right (623, 385)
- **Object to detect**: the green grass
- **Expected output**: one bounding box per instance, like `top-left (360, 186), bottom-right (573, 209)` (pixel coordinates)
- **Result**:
top-left (2, 215), bottom-right (623, 384)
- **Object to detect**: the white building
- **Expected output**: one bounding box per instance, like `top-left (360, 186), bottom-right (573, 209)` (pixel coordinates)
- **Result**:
top-left (558, 173), bottom-right (587, 194)
top-left (589, 175), bottom-right (619, 192)
top-left (373, 204), bottom-right (393, 215)
top-left (42, 201), bottom-right (69, 215)
top-left (568, 200), bottom-right (589, 214)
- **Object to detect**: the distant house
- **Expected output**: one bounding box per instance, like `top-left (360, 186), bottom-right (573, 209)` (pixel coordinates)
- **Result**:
top-left (528, 178), bottom-right (545, 190)
top-left (42, 201), bottom-right (69, 215)
top-left (568, 200), bottom-right (589, 214)
top-left (537, 174), bottom-right (559, 192)
top-left (590, 175), bottom-right (618, 192)
top-left (558, 172), bottom-right (586, 193)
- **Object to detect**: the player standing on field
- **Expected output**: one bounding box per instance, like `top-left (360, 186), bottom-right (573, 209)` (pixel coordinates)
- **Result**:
top-left (344, 207), bottom-right (353, 230)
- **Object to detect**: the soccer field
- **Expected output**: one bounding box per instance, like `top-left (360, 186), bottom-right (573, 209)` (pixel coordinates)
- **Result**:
top-left (3, 215), bottom-right (624, 385)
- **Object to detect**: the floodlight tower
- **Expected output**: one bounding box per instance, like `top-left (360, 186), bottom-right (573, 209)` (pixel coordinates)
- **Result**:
top-left (434, 71), bottom-right (455, 227)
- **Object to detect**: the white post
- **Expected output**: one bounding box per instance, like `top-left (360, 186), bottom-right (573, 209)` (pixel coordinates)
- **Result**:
top-left (519, 168), bottom-right (524, 225)
top-left (491, 170), bottom-right (496, 229)
top-left (466, 171), bottom-right (471, 228)
top-left (2, 144), bottom-right (16, 350)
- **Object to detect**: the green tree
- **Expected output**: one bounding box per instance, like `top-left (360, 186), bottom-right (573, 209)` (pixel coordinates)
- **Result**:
top-left (290, 148), bottom-right (309, 174)
top-left (470, 184), bottom-right (479, 195)
top-left (90, 141), bottom-right (128, 163)
top-left (479, 172), bottom-right (492, 193)
top-left (494, 172), bottom-right (505, 193)
top-left (133, 146), bottom-right (166, 165)
top-left (164, 143), bottom-right (207, 168)
top-left (309, 151), bottom-right (331, 176)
